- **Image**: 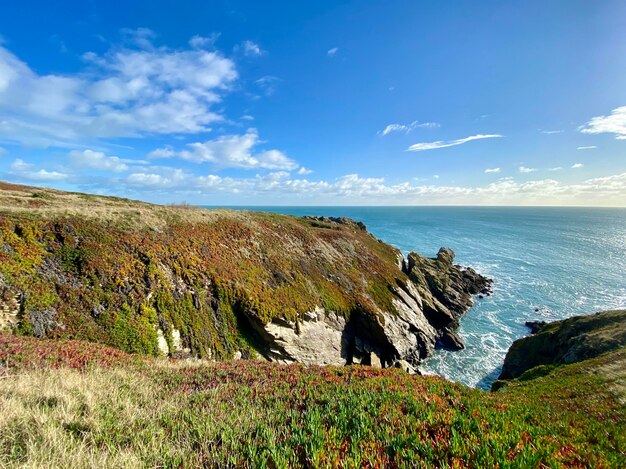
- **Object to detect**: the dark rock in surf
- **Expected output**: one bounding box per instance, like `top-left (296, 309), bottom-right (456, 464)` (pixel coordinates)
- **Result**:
top-left (525, 320), bottom-right (547, 334)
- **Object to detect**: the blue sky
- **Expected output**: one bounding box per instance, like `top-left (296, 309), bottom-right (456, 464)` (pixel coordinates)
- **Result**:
top-left (0, 0), bottom-right (625, 205)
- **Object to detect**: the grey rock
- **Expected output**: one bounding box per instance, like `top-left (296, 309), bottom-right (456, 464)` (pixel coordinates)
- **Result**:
top-left (437, 329), bottom-right (465, 351)
top-left (251, 307), bottom-right (348, 365)
top-left (29, 307), bottom-right (60, 338)
top-left (243, 246), bottom-right (490, 370)
top-left (393, 359), bottom-right (417, 374)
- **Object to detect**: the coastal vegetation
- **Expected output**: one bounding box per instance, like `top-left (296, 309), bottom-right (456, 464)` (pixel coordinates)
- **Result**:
top-left (0, 182), bottom-right (624, 467)
top-left (0, 182), bottom-right (401, 359)
top-left (0, 181), bottom-right (490, 368)
top-left (1, 330), bottom-right (625, 467)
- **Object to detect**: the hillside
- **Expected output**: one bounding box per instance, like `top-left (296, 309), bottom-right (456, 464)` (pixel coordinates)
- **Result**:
top-left (1, 330), bottom-right (625, 467)
top-left (0, 181), bottom-right (489, 369)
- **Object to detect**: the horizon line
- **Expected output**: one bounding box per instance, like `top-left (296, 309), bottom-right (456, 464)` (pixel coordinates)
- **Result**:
top-left (199, 203), bottom-right (626, 208)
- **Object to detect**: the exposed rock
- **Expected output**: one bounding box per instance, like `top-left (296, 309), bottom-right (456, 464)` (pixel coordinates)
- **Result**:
top-left (171, 329), bottom-right (183, 352)
top-left (233, 351), bottom-right (242, 360)
top-left (157, 329), bottom-right (170, 356)
top-left (369, 352), bottom-right (382, 368)
top-left (0, 274), bottom-right (20, 331)
top-left (303, 216), bottom-right (367, 232)
top-left (496, 310), bottom-right (626, 383)
top-left (29, 307), bottom-right (61, 338)
top-left (247, 247), bottom-right (490, 370)
top-left (403, 247), bottom-right (492, 350)
top-left (155, 328), bottom-right (190, 357)
top-left (393, 359), bottom-right (418, 374)
top-left (437, 328), bottom-right (465, 351)
top-left (525, 320), bottom-right (547, 334)
top-left (249, 307), bottom-right (348, 365)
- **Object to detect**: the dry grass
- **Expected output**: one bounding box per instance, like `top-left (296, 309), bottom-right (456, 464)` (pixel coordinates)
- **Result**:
top-left (0, 368), bottom-right (148, 467)
top-left (0, 181), bottom-right (236, 231)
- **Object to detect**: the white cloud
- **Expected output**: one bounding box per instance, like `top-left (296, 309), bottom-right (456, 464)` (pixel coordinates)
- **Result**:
top-left (121, 27), bottom-right (156, 50)
top-left (108, 170), bottom-right (626, 206)
top-left (540, 130), bottom-right (562, 134)
top-left (241, 114), bottom-right (254, 121)
top-left (484, 167), bottom-right (501, 173)
top-left (188, 33), bottom-right (220, 49)
top-left (380, 121), bottom-right (440, 136)
top-left (580, 106), bottom-right (626, 139)
top-left (127, 169), bottom-right (188, 188)
top-left (10, 158), bottom-right (33, 171)
top-left (298, 167), bottom-right (313, 175)
top-left (147, 147), bottom-right (176, 159)
top-left (519, 166), bottom-right (537, 173)
top-left (156, 129), bottom-right (298, 171)
top-left (26, 169), bottom-right (68, 181)
top-left (255, 75), bottom-right (279, 96)
top-left (9, 158), bottom-right (67, 181)
top-left (548, 167), bottom-right (563, 171)
top-left (69, 149), bottom-right (129, 172)
top-left (576, 146), bottom-right (596, 150)
top-left (407, 134), bottom-right (502, 152)
top-left (0, 35), bottom-right (238, 146)
top-left (327, 47), bottom-right (339, 57)
top-left (240, 40), bottom-right (264, 56)
top-left (571, 163), bottom-right (584, 169)
top-left (0, 146), bottom-right (5, 155)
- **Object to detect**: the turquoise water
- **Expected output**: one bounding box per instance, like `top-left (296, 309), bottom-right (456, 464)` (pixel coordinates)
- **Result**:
top-left (208, 206), bottom-right (626, 389)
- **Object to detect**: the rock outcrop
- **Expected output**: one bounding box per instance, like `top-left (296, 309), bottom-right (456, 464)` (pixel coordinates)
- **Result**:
top-left (0, 274), bottom-right (20, 332)
top-left (249, 245), bottom-right (492, 369)
top-left (495, 310), bottom-right (626, 384)
top-left (524, 320), bottom-right (547, 334)
top-left (402, 247), bottom-right (492, 351)
top-left (302, 216), bottom-right (367, 232)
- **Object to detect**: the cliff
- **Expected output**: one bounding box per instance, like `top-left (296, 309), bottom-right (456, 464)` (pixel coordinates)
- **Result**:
top-left (0, 181), bottom-right (490, 369)
top-left (493, 309), bottom-right (626, 389)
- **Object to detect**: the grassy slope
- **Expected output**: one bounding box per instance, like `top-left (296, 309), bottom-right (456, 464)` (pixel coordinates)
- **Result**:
top-left (0, 182), bottom-right (402, 358)
top-left (1, 333), bottom-right (625, 468)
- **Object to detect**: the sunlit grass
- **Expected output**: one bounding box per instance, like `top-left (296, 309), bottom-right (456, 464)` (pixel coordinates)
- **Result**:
top-left (1, 334), bottom-right (624, 467)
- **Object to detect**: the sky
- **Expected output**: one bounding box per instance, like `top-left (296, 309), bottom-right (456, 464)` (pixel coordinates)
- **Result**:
top-left (0, 0), bottom-right (625, 206)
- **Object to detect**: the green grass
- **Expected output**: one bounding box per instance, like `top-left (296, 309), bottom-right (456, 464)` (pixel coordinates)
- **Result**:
top-left (1, 333), bottom-right (624, 468)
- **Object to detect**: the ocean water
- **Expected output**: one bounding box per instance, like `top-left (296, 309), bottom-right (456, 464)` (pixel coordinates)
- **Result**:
top-left (209, 206), bottom-right (626, 389)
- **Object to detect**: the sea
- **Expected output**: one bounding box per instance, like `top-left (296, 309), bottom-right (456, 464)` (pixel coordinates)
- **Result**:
top-left (208, 206), bottom-right (626, 389)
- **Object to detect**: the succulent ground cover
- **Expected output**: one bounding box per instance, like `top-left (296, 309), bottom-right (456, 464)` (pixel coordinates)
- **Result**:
top-left (0, 182), bottom-right (402, 359)
top-left (1, 333), bottom-right (624, 468)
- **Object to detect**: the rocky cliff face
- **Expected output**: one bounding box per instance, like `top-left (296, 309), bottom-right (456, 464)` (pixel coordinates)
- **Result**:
top-left (495, 310), bottom-right (626, 386)
top-left (0, 182), bottom-right (491, 369)
top-left (244, 244), bottom-right (492, 370)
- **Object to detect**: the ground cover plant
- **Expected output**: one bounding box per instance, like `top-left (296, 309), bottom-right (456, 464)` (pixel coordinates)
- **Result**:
top-left (0, 182), bottom-right (404, 360)
top-left (1, 333), bottom-right (624, 468)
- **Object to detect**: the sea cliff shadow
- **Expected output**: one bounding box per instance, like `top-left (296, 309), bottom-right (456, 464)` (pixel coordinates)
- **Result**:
top-left (476, 366), bottom-right (503, 390)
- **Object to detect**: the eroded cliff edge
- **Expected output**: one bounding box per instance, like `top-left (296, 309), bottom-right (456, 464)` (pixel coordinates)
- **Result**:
top-left (493, 309), bottom-right (626, 390)
top-left (0, 181), bottom-right (491, 369)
